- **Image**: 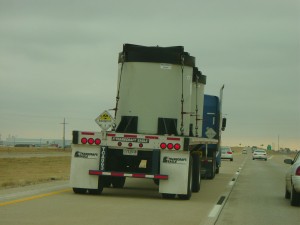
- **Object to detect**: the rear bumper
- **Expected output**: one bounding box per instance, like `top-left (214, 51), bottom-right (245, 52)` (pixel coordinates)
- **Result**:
top-left (89, 170), bottom-right (168, 180)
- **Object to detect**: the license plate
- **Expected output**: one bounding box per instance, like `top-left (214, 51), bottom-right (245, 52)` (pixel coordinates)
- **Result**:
top-left (123, 149), bottom-right (138, 156)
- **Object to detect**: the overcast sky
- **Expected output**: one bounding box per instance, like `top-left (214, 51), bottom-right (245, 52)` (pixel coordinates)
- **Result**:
top-left (0, 0), bottom-right (299, 149)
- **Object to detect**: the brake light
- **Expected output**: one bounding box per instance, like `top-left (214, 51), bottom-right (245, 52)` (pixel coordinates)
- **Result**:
top-left (81, 138), bottom-right (88, 144)
top-left (160, 143), bottom-right (167, 149)
top-left (227, 152), bottom-right (232, 154)
top-left (88, 138), bottom-right (94, 145)
top-left (81, 137), bottom-right (101, 145)
top-left (95, 138), bottom-right (101, 145)
top-left (167, 143), bottom-right (173, 150)
top-left (296, 167), bottom-right (300, 176)
top-left (174, 143), bottom-right (181, 150)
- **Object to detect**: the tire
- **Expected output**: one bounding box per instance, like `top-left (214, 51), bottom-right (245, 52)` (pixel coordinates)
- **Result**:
top-left (230, 158), bottom-right (233, 161)
top-left (88, 188), bottom-right (102, 195)
top-left (111, 177), bottom-right (126, 188)
top-left (162, 193), bottom-right (176, 199)
top-left (285, 187), bottom-right (291, 199)
top-left (73, 188), bottom-right (87, 194)
top-left (290, 186), bottom-right (300, 206)
top-left (207, 160), bottom-right (216, 180)
top-left (192, 154), bottom-right (201, 192)
top-left (153, 179), bottom-right (159, 185)
top-left (178, 156), bottom-right (192, 200)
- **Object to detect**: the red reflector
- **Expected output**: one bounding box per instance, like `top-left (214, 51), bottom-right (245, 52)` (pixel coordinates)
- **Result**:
top-left (154, 175), bottom-right (168, 180)
top-left (167, 137), bottom-right (181, 141)
top-left (111, 172), bottom-right (125, 177)
top-left (95, 138), bottom-right (101, 145)
top-left (132, 174), bottom-right (145, 178)
top-left (160, 143), bottom-right (167, 149)
top-left (124, 134), bottom-right (137, 138)
top-left (107, 133), bottom-right (116, 137)
top-left (88, 138), bottom-right (94, 145)
top-left (145, 136), bottom-right (158, 139)
top-left (139, 143), bottom-right (143, 148)
top-left (128, 143), bottom-right (133, 147)
top-left (174, 143), bottom-right (181, 150)
top-left (167, 143), bottom-right (173, 150)
top-left (81, 132), bottom-right (94, 135)
top-left (296, 167), bottom-right (300, 176)
top-left (81, 138), bottom-right (87, 144)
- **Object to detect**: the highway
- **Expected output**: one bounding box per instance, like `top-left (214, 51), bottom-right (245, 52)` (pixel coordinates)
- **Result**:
top-left (0, 151), bottom-right (298, 225)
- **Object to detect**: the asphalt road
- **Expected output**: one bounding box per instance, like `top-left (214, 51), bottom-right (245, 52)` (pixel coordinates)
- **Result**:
top-left (0, 151), bottom-right (298, 225)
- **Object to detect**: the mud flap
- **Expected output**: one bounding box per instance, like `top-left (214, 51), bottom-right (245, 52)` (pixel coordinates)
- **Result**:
top-left (70, 145), bottom-right (100, 189)
top-left (159, 151), bottom-right (190, 195)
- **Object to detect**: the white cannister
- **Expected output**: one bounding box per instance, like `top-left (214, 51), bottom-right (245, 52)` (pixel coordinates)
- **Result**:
top-left (115, 44), bottom-right (195, 136)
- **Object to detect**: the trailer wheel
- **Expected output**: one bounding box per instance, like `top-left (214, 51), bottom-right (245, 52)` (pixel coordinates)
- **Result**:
top-left (192, 154), bottom-right (201, 192)
top-left (162, 193), bottom-right (176, 199)
top-left (178, 156), bottom-right (192, 200)
top-left (73, 188), bottom-right (87, 194)
top-left (207, 158), bottom-right (216, 180)
top-left (111, 177), bottom-right (126, 188)
top-left (88, 188), bottom-right (102, 195)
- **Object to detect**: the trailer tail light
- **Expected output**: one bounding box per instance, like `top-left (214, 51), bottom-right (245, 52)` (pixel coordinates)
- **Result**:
top-left (80, 137), bottom-right (101, 145)
top-left (160, 142), bottom-right (181, 150)
top-left (81, 138), bottom-right (88, 144)
top-left (167, 143), bottom-right (173, 150)
top-left (174, 143), bottom-right (181, 150)
top-left (139, 143), bottom-right (143, 148)
top-left (296, 167), bottom-right (300, 176)
top-left (88, 138), bottom-right (94, 145)
top-left (227, 152), bottom-right (232, 154)
top-left (95, 138), bottom-right (101, 145)
top-left (160, 143), bottom-right (167, 149)
top-left (128, 143), bottom-right (133, 147)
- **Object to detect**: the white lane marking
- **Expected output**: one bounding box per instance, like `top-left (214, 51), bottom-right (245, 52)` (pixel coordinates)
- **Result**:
top-left (208, 205), bottom-right (222, 217)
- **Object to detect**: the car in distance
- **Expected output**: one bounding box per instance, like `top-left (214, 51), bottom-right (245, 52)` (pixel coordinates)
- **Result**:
top-left (284, 151), bottom-right (300, 206)
top-left (221, 146), bottom-right (233, 161)
top-left (242, 148), bottom-right (247, 154)
top-left (252, 149), bottom-right (267, 161)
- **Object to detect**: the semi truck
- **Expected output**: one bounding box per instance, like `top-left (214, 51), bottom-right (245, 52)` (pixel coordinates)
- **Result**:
top-left (200, 93), bottom-right (226, 179)
top-left (70, 44), bottom-right (226, 200)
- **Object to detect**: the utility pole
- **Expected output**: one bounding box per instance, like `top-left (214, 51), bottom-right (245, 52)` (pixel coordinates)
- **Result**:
top-left (278, 135), bottom-right (280, 151)
top-left (61, 118), bottom-right (68, 150)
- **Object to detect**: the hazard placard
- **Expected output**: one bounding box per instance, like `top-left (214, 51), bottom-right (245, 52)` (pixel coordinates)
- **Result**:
top-left (95, 110), bottom-right (114, 131)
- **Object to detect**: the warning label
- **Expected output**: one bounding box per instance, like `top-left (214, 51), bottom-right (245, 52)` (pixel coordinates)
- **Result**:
top-left (95, 110), bottom-right (114, 131)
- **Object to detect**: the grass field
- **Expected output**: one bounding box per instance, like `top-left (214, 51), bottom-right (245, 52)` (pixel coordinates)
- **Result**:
top-left (0, 147), bottom-right (71, 189)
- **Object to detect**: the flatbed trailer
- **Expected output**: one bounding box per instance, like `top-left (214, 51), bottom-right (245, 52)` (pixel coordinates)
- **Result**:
top-left (70, 43), bottom-right (226, 200)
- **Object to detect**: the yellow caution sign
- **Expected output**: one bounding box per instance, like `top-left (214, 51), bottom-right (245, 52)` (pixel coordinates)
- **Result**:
top-left (99, 112), bottom-right (112, 122)
top-left (95, 110), bottom-right (114, 131)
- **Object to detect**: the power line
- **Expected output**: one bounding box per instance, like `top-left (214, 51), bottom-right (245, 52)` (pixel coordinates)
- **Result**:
top-left (60, 118), bottom-right (68, 150)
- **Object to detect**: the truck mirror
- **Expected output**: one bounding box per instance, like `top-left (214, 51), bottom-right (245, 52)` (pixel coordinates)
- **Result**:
top-left (221, 118), bottom-right (227, 131)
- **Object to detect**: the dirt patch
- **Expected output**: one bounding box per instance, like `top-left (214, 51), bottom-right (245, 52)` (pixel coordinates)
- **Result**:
top-left (0, 147), bottom-right (71, 189)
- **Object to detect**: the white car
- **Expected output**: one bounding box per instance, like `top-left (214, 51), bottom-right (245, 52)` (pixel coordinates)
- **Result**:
top-left (284, 151), bottom-right (300, 206)
top-left (252, 149), bottom-right (267, 161)
top-left (221, 146), bottom-right (233, 161)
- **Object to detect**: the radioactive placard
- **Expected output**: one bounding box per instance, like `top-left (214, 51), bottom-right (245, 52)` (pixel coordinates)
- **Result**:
top-left (95, 110), bottom-right (114, 131)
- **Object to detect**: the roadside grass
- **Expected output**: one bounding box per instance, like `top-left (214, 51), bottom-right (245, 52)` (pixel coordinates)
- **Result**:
top-left (0, 147), bottom-right (71, 189)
